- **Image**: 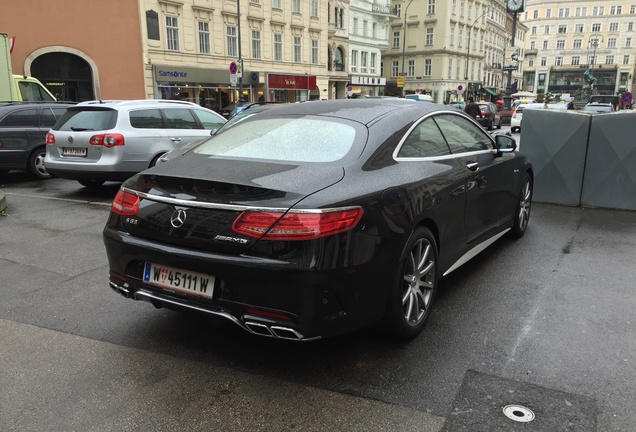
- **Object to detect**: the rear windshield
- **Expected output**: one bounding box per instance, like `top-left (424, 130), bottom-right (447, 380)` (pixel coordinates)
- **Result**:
top-left (194, 117), bottom-right (359, 163)
top-left (53, 108), bottom-right (117, 131)
top-left (478, 104), bottom-right (491, 112)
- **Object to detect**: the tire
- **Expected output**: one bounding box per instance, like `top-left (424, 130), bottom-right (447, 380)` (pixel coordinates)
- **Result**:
top-left (509, 173), bottom-right (532, 238)
top-left (384, 226), bottom-right (438, 339)
top-left (28, 147), bottom-right (51, 180)
top-left (77, 179), bottom-right (105, 188)
top-left (497, 120), bottom-right (502, 129)
top-left (149, 153), bottom-right (165, 168)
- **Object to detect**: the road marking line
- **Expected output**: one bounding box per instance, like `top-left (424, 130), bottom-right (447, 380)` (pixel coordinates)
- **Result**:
top-left (4, 192), bottom-right (112, 207)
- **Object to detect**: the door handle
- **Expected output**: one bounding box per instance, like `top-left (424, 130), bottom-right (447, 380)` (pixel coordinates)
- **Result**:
top-left (170, 138), bottom-right (181, 142)
top-left (466, 161), bottom-right (479, 171)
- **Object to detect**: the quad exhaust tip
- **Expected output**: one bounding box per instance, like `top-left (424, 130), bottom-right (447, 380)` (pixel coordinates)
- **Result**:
top-left (245, 321), bottom-right (305, 341)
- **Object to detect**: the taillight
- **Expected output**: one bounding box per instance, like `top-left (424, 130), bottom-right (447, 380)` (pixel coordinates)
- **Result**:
top-left (232, 208), bottom-right (363, 240)
top-left (89, 133), bottom-right (125, 147)
top-left (46, 132), bottom-right (56, 144)
top-left (111, 190), bottom-right (139, 216)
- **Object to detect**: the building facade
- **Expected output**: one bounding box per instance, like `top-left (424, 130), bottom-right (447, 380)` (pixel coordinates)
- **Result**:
top-left (0, 0), bottom-right (146, 101)
top-left (382, 0), bottom-right (527, 103)
top-left (347, 0), bottom-right (393, 97)
top-left (520, 0), bottom-right (636, 102)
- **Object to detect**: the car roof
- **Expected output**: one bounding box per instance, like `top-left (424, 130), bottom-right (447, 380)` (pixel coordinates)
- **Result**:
top-left (245, 98), bottom-right (444, 126)
top-left (73, 99), bottom-right (201, 109)
top-left (0, 102), bottom-right (75, 112)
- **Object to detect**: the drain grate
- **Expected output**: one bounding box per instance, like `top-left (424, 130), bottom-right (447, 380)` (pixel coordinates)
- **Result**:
top-left (503, 404), bottom-right (535, 422)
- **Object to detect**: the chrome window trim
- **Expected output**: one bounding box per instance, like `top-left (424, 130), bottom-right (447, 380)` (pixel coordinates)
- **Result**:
top-left (392, 110), bottom-right (496, 162)
top-left (121, 186), bottom-right (361, 214)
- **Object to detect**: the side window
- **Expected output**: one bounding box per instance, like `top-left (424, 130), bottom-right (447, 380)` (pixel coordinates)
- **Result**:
top-left (163, 108), bottom-right (199, 129)
top-left (192, 109), bottom-right (226, 130)
top-left (397, 117), bottom-right (451, 158)
top-left (433, 114), bottom-right (493, 154)
top-left (17, 81), bottom-right (55, 102)
top-left (129, 109), bottom-right (164, 129)
top-left (0, 109), bottom-right (38, 127)
top-left (41, 108), bottom-right (67, 127)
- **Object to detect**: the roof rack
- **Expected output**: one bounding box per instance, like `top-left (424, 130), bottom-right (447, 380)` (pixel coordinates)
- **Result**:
top-left (76, 99), bottom-right (199, 107)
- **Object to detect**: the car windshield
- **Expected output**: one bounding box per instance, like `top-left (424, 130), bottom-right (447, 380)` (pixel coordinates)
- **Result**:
top-left (194, 117), bottom-right (357, 163)
top-left (478, 104), bottom-right (491, 112)
top-left (54, 108), bottom-right (117, 131)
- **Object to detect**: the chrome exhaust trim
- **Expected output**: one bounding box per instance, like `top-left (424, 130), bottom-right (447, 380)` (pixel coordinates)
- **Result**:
top-left (131, 289), bottom-right (320, 341)
top-left (109, 281), bottom-right (130, 297)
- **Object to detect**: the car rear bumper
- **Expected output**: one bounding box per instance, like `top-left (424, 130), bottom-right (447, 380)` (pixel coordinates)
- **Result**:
top-left (103, 225), bottom-right (396, 341)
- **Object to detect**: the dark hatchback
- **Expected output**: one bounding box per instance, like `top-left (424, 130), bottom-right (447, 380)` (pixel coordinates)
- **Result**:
top-left (0, 102), bottom-right (74, 178)
top-left (104, 99), bottom-right (533, 341)
top-left (475, 101), bottom-right (502, 131)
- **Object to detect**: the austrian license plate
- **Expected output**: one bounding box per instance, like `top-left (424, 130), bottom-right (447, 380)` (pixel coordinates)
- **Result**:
top-left (62, 147), bottom-right (87, 157)
top-left (143, 262), bottom-right (214, 299)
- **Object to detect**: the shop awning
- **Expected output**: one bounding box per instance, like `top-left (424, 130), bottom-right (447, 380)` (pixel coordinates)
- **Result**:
top-left (483, 87), bottom-right (498, 96)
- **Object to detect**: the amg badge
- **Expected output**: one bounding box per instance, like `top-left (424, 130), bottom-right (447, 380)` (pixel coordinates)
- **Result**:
top-left (214, 235), bottom-right (248, 244)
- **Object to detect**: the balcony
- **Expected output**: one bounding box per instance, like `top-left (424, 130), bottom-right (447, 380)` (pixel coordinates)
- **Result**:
top-left (526, 49), bottom-right (538, 56)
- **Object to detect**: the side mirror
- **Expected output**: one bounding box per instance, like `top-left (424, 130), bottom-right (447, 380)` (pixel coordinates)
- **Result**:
top-left (494, 133), bottom-right (517, 153)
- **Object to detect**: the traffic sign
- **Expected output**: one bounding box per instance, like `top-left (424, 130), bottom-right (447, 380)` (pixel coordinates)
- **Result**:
top-left (397, 76), bottom-right (404, 87)
top-left (622, 91), bottom-right (633, 104)
top-left (229, 61), bottom-right (238, 74)
top-left (457, 85), bottom-right (463, 91)
top-left (230, 74), bottom-right (237, 86)
top-left (503, 65), bottom-right (519, 71)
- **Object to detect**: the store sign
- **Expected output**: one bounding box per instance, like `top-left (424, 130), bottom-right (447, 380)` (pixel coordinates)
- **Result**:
top-left (268, 74), bottom-right (316, 90)
top-left (351, 76), bottom-right (386, 86)
top-left (372, 4), bottom-right (396, 15)
top-left (158, 69), bottom-right (188, 78)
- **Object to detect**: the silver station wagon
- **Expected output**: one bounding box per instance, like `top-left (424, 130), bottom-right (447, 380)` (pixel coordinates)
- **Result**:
top-left (44, 100), bottom-right (226, 187)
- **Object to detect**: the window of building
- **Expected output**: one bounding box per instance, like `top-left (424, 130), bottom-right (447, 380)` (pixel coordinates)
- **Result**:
top-left (293, 0), bottom-right (301, 13)
top-left (607, 37), bottom-right (617, 48)
top-left (311, 39), bottom-right (318, 64)
top-left (370, 53), bottom-right (377, 73)
top-left (424, 59), bottom-right (432, 76)
top-left (251, 30), bottom-right (261, 59)
top-left (372, 22), bottom-right (377, 38)
top-left (546, 9), bottom-right (552, 18)
top-left (363, 20), bottom-right (368, 36)
top-left (632, 5), bottom-right (636, 14)
top-left (198, 21), bottom-right (210, 54)
top-left (448, 58), bottom-right (452, 79)
top-left (459, 29), bottom-right (463, 48)
top-left (573, 39), bottom-right (582, 49)
top-left (533, 10), bottom-right (538, 19)
top-left (273, 0), bottom-right (281, 8)
top-left (274, 33), bottom-right (282, 61)
top-left (627, 37), bottom-right (632, 47)
top-left (544, 25), bottom-right (550, 34)
top-left (352, 18), bottom-right (358, 35)
top-left (629, 22), bottom-right (634, 31)
top-left (609, 22), bottom-right (619, 32)
top-left (541, 57), bottom-right (547, 66)
top-left (311, 0), bottom-right (318, 17)
top-left (250, 0), bottom-right (260, 3)
top-left (605, 55), bottom-right (614, 64)
top-left (555, 56), bottom-right (563, 66)
top-left (166, 16), bottom-right (179, 51)
top-left (530, 41), bottom-right (536, 50)
top-left (226, 26), bottom-right (237, 57)
top-left (426, 28), bottom-right (434, 45)
top-left (393, 31), bottom-right (400, 48)
top-left (592, 6), bottom-right (604, 16)
top-left (610, 5), bottom-right (622, 15)
top-left (351, 50), bottom-right (358, 72)
top-left (557, 40), bottom-right (565, 49)
top-left (294, 36), bottom-right (301, 62)
top-left (575, 24), bottom-right (584, 33)
top-left (408, 60), bottom-right (415, 77)
top-left (542, 40), bottom-right (548, 49)
top-left (592, 23), bottom-right (601, 32)
top-left (528, 59), bottom-right (534, 67)
top-left (531, 26), bottom-right (537, 35)
top-left (361, 52), bottom-right (368, 73)
top-left (558, 25), bottom-right (567, 33)
top-left (571, 56), bottom-right (580, 65)
top-left (428, 0), bottom-right (436, 14)
top-left (576, 7), bottom-right (587, 17)
top-left (623, 54), bottom-right (630, 65)
top-left (392, 60), bottom-right (399, 77)
top-left (559, 8), bottom-right (570, 17)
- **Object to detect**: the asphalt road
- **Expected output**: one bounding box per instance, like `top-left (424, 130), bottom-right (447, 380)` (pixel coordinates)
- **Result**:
top-left (0, 159), bottom-right (634, 431)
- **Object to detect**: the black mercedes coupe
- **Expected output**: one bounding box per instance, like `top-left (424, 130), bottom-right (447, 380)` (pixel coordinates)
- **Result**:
top-left (103, 99), bottom-right (532, 341)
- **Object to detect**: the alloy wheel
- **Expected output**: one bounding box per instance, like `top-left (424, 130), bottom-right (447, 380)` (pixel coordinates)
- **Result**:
top-left (518, 177), bottom-right (532, 231)
top-left (402, 238), bottom-right (436, 327)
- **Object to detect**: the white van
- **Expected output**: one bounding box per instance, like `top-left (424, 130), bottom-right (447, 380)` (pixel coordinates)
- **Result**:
top-left (405, 94), bottom-right (433, 102)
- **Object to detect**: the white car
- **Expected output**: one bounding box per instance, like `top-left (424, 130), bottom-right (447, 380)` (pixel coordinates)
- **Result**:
top-left (44, 100), bottom-right (226, 187)
top-left (510, 103), bottom-right (545, 133)
top-left (583, 102), bottom-right (615, 113)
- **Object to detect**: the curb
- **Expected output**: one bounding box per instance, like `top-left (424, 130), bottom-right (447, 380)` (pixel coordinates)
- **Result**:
top-left (0, 189), bottom-right (6, 212)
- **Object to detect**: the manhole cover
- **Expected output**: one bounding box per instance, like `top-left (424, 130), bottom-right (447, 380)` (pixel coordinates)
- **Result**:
top-left (503, 404), bottom-right (535, 422)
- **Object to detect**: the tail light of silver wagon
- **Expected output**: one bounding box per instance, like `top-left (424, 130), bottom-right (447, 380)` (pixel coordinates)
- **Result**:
top-left (90, 133), bottom-right (125, 147)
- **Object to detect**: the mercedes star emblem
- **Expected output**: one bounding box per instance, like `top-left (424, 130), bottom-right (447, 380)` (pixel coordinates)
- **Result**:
top-left (170, 209), bottom-right (187, 228)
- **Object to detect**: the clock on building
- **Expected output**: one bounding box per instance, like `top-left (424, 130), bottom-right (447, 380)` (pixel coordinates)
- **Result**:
top-left (507, 0), bottom-right (524, 13)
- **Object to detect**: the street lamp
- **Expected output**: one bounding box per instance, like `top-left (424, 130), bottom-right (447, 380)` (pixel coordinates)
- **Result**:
top-left (465, 10), bottom-right (488, 101)
top-left (400, 0), bottom-right (414, 96)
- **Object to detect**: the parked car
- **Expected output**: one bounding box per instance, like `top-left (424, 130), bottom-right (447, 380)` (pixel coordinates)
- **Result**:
top-left (583, 102), bottom-right (615, 113)
top-left (405, 94), bottom-right (434, 102)
top-left (510, 103), bottom-right (546, 133)
top-left (44, 99), bottom-right (226, 187)
top-left (103, 99), bottom-right (533, 341)
top-left (0, 102), bottom-right (74, 179)
top-left (475, 101), bottom-right (502, 130)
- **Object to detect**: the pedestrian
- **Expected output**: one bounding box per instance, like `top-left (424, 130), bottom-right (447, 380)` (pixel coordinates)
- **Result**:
top-left (464, 97), bottom-right (480, 119)
top-left (567, 100), bottom-right (575, 110)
